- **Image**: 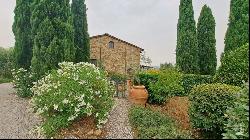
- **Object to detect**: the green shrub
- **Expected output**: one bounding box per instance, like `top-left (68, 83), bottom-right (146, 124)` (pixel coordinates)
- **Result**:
top-left (182, 74), bottom-right (213, 95)
top-left (214, 44), bottom-right (249, 87)
top-left (189, 83), bottom-right (241, 138)
top-left (223, 84), bottom-right (249, 139)
top-left (12, 68), bottom-right (34, 97)
top-left (129, 106), bottom-right (191, 139)
top-left (148, 69), bottom-right (184, 104)
top-left (0, 76), bottom-right (12, 84)
top-left (137, 72), bottom-right (159, 89)
top-left (0, 47), bottom-right (14, 79)
top-left (31, 62), bottom-right (114, 137)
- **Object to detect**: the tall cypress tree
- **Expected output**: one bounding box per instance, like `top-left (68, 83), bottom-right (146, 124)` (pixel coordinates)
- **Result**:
top-left (176, 0), bottom-right (199, 74)
top-left (31, 0), bottom-right (75, 79)
top-left (224, 0), bottom-right (249, 54)
top-left (197, 5), bottom-right (217, 75)
top-left (72, 0), bottom-right (90, 63)
top-left (12, 0), bottom-right (33, 69)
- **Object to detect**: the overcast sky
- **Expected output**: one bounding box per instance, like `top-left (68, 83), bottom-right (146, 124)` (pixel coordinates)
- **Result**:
top-left (0, 0), bottom-right (230, 66)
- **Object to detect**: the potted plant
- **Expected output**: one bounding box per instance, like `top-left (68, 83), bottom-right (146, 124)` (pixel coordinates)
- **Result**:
top-left (128, 71), bottom-right (148, 107)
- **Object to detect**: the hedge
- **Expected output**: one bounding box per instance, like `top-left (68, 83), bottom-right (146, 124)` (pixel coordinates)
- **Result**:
top-left (137, 72), bottom-right (159, 90)
top-left (148, 69), bottom-right (184, 104)
top-left (182, 74), bottom-right (213, 95)
top-left (189, 83), bottom-right (241, 138)
top-left (138, 71), bottom-right (213, 104)
top-left (214, 44), bottom-right (249, 87)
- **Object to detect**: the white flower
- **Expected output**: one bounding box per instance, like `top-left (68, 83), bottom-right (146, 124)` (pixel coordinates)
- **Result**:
top-left (95, 91), bottom-right (100, 95)
top-left (57, 69), bottom-right (63, 75)
top-left (99, 119), bottom-right (108, 124)
top-left (87, 102), bottom-right (91, 108)
top-left (36, 108), bottom-right (44, 114)
top-left (87, 111), bottom-right (92, 116)
top-left (73, 75), bottom-right (79, 81)
top-left (79, 80), bottom-right (86, 85)
top-left (62, 99), bottom-right (69, 104)
top-left (78, 100), bottom-right (86, 107)
top-left (97, 124), bottom-right (102, 129)
top-left (44, 106), bottom-right (48, 111)
top-left (75, 107), bottom-right (80, 112)
top-left (67, 116), bottom-right (75, 121)
top-left (53, 104), bottom-right (58, 110)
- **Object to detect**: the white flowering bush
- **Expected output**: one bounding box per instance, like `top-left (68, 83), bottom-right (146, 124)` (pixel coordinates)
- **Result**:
top-left (31, 62), bottom-right (115, 137)
top-left (12, 68), bottom-right (34, 97)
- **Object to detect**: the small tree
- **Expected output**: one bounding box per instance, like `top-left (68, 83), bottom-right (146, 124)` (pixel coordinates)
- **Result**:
top-left (224, 0), bottom-right (249, 54)
top-left (197, 5), bottom-right (217, 75)
top-left (0, 47), bottom-right (14, 78)
top-left (12, 0), bottom-right (33, 69)
top-left (71, 0), bottom-right (90, 63)
top-left (140, 51), bottom-right (152, 67)
top-left (160, 62), bottom-right (175, 70)
top-left (31, 0), bottom-right (75, 80)
top-left (176, 0), bottom-right (199, 74)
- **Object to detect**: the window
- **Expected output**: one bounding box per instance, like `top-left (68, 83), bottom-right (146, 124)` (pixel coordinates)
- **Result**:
top-left (109, 41), bottom-right (114, 49)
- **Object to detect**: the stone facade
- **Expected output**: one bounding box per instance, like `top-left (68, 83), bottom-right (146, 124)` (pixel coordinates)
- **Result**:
top-left (90, 33), bottom-right (143, 75)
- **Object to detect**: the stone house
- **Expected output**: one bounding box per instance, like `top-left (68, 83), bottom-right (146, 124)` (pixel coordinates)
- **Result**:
top-left (90, 33), bottom-right (144, 75)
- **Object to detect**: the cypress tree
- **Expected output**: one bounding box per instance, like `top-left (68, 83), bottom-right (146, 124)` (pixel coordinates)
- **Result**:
top-left (176, 0), bottom-right (199, 74)
top-left (12, 0), bottom-right (33, 69)
top-left (224, 0), bottom-right (249, 54)
top-left (197, 5), bottom-right (217, 75)
top-left (31, 0), bottom-right (75, 79)
top-left (72, 0), bottom-right (90, 63)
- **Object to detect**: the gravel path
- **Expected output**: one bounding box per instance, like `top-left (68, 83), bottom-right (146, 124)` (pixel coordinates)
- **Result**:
top-left (104, 98), bottom-right (134, 139)
top-left (0, 83), bottom-right (44, 139)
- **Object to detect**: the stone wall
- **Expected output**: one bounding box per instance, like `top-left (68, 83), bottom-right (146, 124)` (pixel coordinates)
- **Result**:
top-left (90, 35), bottom-right (142, 75)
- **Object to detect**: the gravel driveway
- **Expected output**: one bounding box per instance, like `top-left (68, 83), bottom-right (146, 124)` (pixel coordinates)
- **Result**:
top-left (104, 98), bottom-right (134, 139)
top-left (0, 83), bottom-right (133, 139)
top-left (0, 83), bottom-right (43, 139)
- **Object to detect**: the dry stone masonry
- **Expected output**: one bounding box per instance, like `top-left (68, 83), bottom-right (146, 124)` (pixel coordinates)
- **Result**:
top-left (90, 33), bottom-right (143, 75)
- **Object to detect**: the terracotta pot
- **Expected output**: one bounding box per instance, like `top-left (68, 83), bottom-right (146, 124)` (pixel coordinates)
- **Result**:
top-left (129, 85), bottom-right (148, 106)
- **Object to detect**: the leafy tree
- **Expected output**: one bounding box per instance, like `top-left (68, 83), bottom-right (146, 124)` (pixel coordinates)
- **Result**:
top-left (224, 0), bottom-right (249, 54)
top-left (72, 0), bottom-right (90, 62)
top-left (140, 51), bottom-right (152, 67)
top-left (12, 0), bottom-right (33, 69)
top-left (176, 0), bottom-right (199, 74)
top-left (214, 44), bottom-right (249, 87)
top-left (160, 62), bottom-right (175, 70)
top-left (31, 0), bottom-right (75, 80)
top-left (197, 5), bottom-right (217, 75)
top-left (0, 47), bottom-right (14, 78)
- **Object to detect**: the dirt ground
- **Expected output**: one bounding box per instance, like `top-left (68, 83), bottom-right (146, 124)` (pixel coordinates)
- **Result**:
top-left (55, 117), bottom-right (106, 139)
top-left (147, 96), bottom-right (202, 139)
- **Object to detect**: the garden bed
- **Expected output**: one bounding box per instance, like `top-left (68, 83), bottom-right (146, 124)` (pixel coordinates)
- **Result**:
top-left (129, 104), bottom-right (192, 139)
top-left (55, 117), bottom-right (106, 139)
top-left (146, 96), bottom-right (202, 139)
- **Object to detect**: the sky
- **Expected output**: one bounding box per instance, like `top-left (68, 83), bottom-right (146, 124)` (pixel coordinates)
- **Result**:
top-left (0, 0), bottom-right (230, 66)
